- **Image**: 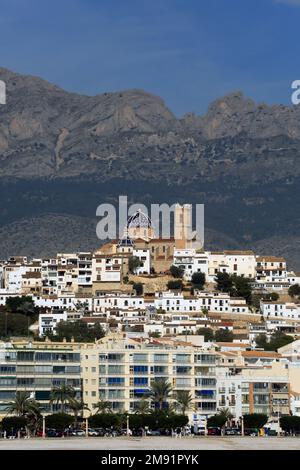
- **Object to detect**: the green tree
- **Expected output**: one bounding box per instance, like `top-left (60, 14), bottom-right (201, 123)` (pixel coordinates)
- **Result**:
top-left (93, 400), bottom-right (112, 414)
top-left (50, 321), bottom-right (105, 342)
top-left (232, 275), bottom-right (252, 302)
top-left (5, 391), bottom-right (40, 417)
top-left (174, 390), bottom-right (193, 415)
top-left (45, 413), bottom-right (74, 430)
top-left (50, 385), bottom-right (76, 413)
top-left (255, 333), bottom-right (268, 349)
top-left (196, 327), bottom-right (214, 342)
top-left (5, 296), bottom-right (35, 314)
top-left (255, 331), bottom-right (294, 351)
top-left (170, 265), bottom-right (184, 279)
top-left (251, 292), bottom-right (279, 310)
top-left (288, 284), bottom-right (300, 298)
top-left (280, 416), bottom-right (300, 434)
top-left (243, 413), bottom-right (268, 429)
top-left (149, 331), bottom-right (161, 338)
top-left (207, 414), bottom-right (227, 428)
top-left (0, 312), bottom-right (31, 339)
top-left (215, 272), bottom-right (233, 293)
top-left (1, 416), bottom-right (27, 433)
top-left (68, 398), bottom-right (89, 427)
top-left (218, 407), bottom-right (233, 423)
top-left (133, 282), bottom-right (143, 296)
top-left (267, 331), bottom-right (294, 351)
top-left (128, 256), bottom-right (143, 274)
top-left (89, 412), bottom-right (125, 429)
top-left (150, 378), bottom-right (172, 410)
top-left (134, 398), bottom-right (151, 415)
top-left (167, 280), bottom-right (183, 291)
top-left (214, 329), bottom-right (234, 342)
top-left (264, 292), bottom-right (279, 302)
top-left (191, 272), bottom-right (206, 289)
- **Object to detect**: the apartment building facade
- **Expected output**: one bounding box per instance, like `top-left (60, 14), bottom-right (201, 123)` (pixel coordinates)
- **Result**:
top-left (260, 301), bottom-right (300, 320)
top-left (81, 335), bottom-right (217, 418)
top-left (0, 341), bottom-right (82, 416)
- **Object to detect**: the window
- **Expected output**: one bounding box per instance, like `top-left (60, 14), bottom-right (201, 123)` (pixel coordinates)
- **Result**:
top-left (133, 377), bottom-right (148, 385)
top-left (53, 366), bottom-right (65, 374)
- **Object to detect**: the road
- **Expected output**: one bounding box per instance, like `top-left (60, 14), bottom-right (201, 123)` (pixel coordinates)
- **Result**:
top-left (0, 436), bottom-right (299, 450)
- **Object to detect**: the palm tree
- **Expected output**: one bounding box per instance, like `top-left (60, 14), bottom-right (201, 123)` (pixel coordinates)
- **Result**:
top-left (5, 391), bottom-right (42, 436)
top-left (93, 399), bottom-right (112, 414)
top-left (5, 391), bottom-right (40, 417)
top-left (218, 407), bottom-right (233, 431)
top-left (149, 378), bottom-right (172, 410)
top-left (50, 384), bottom-right (76, 413)
top-left (174, 390), bottom-right (193, 415)
top-left (218, 407), bottom-right (233, 421)
top-left (134, 398), bottom-right (151, 415)
top-left (68, 398), bottom-right (90, 427)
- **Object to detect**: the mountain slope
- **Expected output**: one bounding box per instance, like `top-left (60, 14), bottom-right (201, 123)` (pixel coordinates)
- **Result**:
top-left (0, 67), bottom-right (299, 267)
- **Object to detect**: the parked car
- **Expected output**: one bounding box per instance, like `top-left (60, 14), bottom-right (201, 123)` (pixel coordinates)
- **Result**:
top-left (192, 426), bottom-right (206, 436)
top-left (207, 427), bottom-right (222, 436)
top-left (47, 429), bottom-right (63, 438)
top-left (146, 429), bottom-right (161, 436)
top-left (94, 428), bottom-right (105, 437)
top-left (88, 428), bottom-right (98, 437)
top-left (225, 427), bottom-right (241, 436)
top-left (132, 428), bottom-right (144, 437)
top-left (71, 429), bottom-right (86, 437)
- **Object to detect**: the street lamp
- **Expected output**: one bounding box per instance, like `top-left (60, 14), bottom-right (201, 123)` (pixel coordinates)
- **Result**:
top-left (240, 416), bottom-right (244, 437)
top-left (42, 415), bottom-right (46, 439)
top-left (85, 417), bottom-right (89, 438)
top-left (126, 415), bottom-right (130, 436)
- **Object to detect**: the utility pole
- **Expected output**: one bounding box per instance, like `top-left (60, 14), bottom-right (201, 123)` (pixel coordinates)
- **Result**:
top-left (42, 415), bottom-right (46, 438)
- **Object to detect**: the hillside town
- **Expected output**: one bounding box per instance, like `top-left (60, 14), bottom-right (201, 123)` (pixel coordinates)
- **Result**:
top-left (0, 204), bottom-right (300, 435)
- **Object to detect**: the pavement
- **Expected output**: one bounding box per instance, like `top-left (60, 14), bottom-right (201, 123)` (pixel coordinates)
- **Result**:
top-left (0, 436), bottom-right (299, 450)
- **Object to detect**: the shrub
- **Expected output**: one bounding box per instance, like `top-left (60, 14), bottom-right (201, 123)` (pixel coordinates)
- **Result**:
top-left (170, 265), bottom-right (184, 279)
top-left (1, 416), bottom-right (27, 432)
top-left (243, 413), bottom-right (268, 429)
top-left (207, 414), bottom-right (227, 428)
top-left (45, 413), bottom-right (74, 430)
top-left (167, 280), bottom-right (183, 291)
top-left (133, 283), bottom-right (143, 296)
top-left (280, 415), bottom-right (300, 433)
top-left (191, 272), bottom-right (206, 288)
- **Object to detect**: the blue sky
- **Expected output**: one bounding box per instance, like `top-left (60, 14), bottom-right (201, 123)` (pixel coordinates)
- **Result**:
top-left (0, 0), bottom-right (299, 115)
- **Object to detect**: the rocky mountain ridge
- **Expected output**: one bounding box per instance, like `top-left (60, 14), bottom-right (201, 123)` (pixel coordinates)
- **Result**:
top-left (0, 67), bottom-right (299, 267)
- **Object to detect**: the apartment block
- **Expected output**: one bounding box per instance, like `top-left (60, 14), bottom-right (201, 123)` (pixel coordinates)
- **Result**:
top-left (81, 335), bottom-right (217, 418)
top-left (0, 341), bottom-right (82, 416)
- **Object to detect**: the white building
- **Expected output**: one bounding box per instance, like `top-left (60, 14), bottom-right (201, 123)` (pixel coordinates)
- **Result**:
top-left (173, 249), bottom-right (256, 283)
top-left (38, 311), bottom-right (68, 336)
top-left (93, 292), bottom-right (145, 313)
top-left (92, 254), bottom-right (125, 283)
top-left (208, 251), bottom-right (256, 281)
top-left (132, 249), bottom-right (151, 275)
top-left (260, 301), bottom-right (300, 320)
top-left (154, 290), bottom-right (250, 315)
top-left (173, 249), bottom-right (209, 281)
